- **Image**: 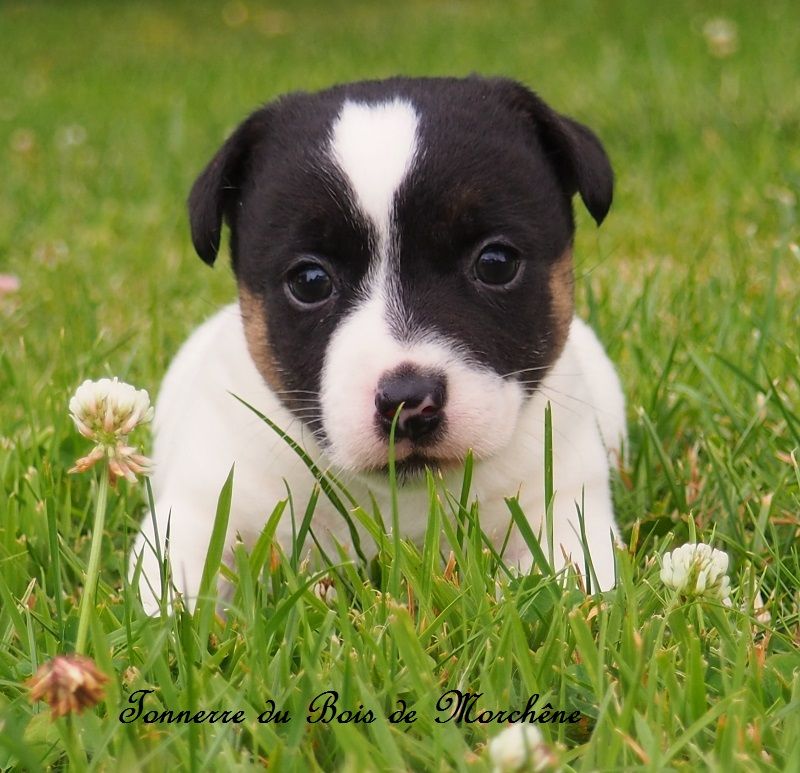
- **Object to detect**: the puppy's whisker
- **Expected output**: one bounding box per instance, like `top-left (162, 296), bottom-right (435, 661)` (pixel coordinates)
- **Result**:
top-left (534, 391), bottom-right (584, 420)
top-left (539, 384), bottom-right (619, 418)
top-left (515, 375), bottom-right (581, 387)
top-left (500, 365), bottom-right (553, 378)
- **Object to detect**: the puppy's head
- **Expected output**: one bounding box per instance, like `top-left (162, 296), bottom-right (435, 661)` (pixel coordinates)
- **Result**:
top-left (188, 76), bottom-right (613, 477)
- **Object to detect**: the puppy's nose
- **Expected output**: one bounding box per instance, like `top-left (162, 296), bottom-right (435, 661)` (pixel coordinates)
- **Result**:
top-left (375, 370), bottom-right (446, 442)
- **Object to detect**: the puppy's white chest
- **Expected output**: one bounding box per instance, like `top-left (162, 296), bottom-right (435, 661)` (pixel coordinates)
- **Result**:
top-left (131, 304), bottom-right (624, 613)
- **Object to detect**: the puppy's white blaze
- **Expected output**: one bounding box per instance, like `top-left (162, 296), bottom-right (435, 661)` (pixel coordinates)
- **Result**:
top-left (328, 98), bottom-right (419, 248)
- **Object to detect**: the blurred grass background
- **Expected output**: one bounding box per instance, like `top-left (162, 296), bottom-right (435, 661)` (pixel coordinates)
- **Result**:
top-left (2, 0), bottom-right (798, 550)
top-left (1, 1), bottom-right (799, 770)
top-left (1, 0), bottom-right (798, 391)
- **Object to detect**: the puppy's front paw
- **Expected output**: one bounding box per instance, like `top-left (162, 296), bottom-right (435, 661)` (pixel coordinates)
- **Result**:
top-left (129, 506), bottom-right (210, 615)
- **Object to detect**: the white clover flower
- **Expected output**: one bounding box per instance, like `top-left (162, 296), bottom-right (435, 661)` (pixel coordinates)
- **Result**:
top-left (744, 590), bottom-right (771, 625)
top-left (488, 724), bottom-right (554, 773)
top-left (69, 377), bottom-right (153, 441)
top-left (68, 377), bottom-right (154, 483)
top-left (313, 578), bottom-right (337, 606)
top-left (660, 542), bottom-right (732, 604)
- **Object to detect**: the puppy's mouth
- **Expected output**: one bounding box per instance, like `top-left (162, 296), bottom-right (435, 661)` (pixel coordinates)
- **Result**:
top-left (385, 454), bottom-right (437, 482)
top-left (370, 446), bottom-right (465, 483)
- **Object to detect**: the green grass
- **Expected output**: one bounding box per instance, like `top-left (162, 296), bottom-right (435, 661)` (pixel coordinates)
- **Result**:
top-left (1, 0), bottom-right (799, 770)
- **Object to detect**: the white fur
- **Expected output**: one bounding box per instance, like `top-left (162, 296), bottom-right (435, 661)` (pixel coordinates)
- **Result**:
top-left (130, 305), bottom-right (625, 614)
top-left (321, 99), bottom-right (524, 473)
top-left (328, 99), bottom-right (419, 250)
top-left (319, 292), bottom-right (524, 471)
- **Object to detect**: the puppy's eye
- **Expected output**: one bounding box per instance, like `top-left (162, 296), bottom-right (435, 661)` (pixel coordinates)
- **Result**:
top-left (286, 262), bottom-right (333, 306)
top-left (474, 245), bottom-right (521, 287)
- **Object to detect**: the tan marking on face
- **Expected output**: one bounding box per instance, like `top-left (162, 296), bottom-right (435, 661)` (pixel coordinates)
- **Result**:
top-left (239, 287), bottom-right (284, 393)
top-left (549, 247), bottom-right (574, 357)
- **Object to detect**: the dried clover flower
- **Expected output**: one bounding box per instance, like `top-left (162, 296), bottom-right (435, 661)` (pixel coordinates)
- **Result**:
top-left (28, 654), bottom-right (108, 718)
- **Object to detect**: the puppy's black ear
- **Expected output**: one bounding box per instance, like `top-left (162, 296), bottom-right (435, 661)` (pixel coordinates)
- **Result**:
top-left (500, 81), bottom-right (614, 225)
top-left (188, 109), bottom-right (268, 266)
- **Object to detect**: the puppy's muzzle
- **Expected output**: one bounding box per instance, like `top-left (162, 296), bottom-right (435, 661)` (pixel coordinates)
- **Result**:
top-left (375, 367), bottom-right (446, 442)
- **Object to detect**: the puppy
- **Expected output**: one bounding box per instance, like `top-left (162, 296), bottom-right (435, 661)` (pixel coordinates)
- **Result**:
top-left (131, 76), bottom-right (625, 614)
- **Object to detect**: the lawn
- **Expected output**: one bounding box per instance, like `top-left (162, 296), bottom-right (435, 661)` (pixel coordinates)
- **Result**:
top-left (1, 0), bottom-right (799, 770)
